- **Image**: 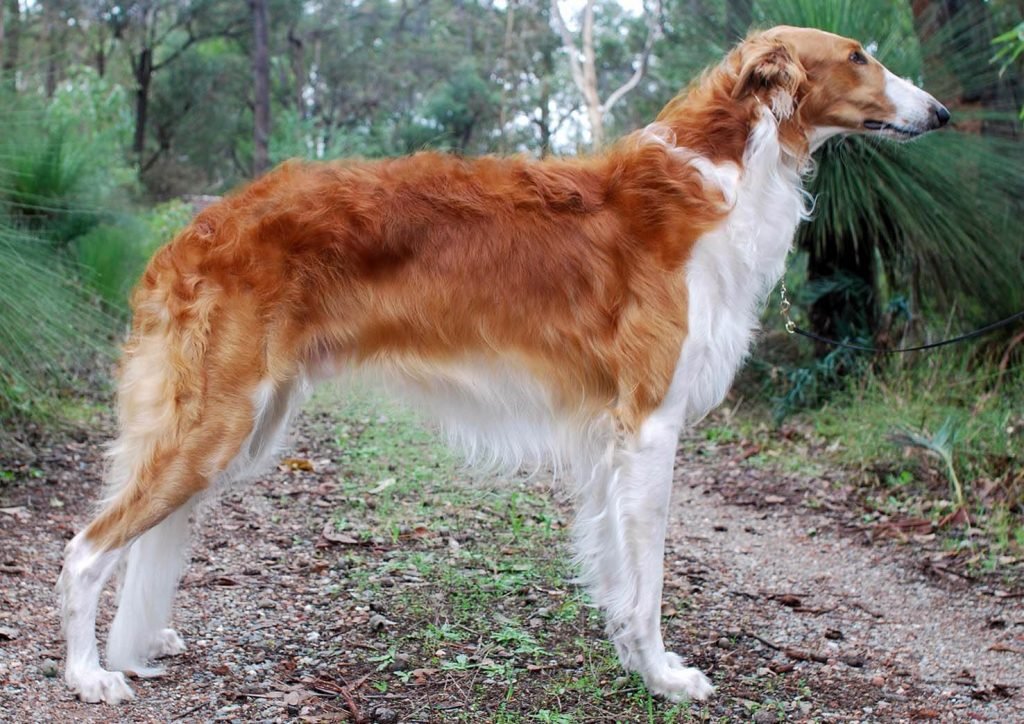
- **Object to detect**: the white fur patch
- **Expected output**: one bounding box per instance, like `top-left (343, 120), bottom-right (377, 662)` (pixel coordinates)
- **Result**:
top-left (771, 90), bottom-right (795, 119)
top-left (106, 503), bottom-right (194, 677)
top-left (58, 534), bottom-right (134, 703)
top-left (884, 68), bottom-right (936, 130)
top-left (569, 111), bottom-right (809, 702)
top-left (672, 110), bottom-right (808, 425)
top-left (365, 358), bottom-right (613, 482)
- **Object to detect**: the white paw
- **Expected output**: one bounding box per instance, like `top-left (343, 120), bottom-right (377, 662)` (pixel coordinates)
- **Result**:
top-left (66, 668), bottom-right (135, 704)
top-left (641, 654), bottom-right (714, 703)
top-left (148, 628), bottom-right (186, 659)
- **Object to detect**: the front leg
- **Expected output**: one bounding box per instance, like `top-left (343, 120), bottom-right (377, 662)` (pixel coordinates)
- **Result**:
top-left (573, 416), bottom-right (713, 702)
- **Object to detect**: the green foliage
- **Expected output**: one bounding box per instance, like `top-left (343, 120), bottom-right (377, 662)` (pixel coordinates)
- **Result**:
top-left (144, 39), bottom-right (250, 197)
top-left (890, 416), bottom-right (966, 509)
top-left (421, 61), bottom-right (501, 152)
top-left (1, 125), bottom-right (97, 242)
top-left (0, 74), bottom-right (138, 421)
top-left (805, 132), bottom-right (1023, 318)
top-left (809, 352), bottom-right (1022, 501)
top-left (993, 22), bottom-right (1024, 119)
top-left (45, 66), bottom-right (136, 194)
top-left (73, 220), bottom-right (150, 310)
top-left (144, 199), bottom-right (194, 253)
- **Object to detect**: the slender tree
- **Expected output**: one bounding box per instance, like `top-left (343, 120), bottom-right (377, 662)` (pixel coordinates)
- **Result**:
top-left (108, 1), bottom-right (243, 167)
top-left (551, 0), bottom-right (660, 148)
top-left (250, 0), bottom-right (270, 176)
top-left (2, 0), bottom-right (20, 90)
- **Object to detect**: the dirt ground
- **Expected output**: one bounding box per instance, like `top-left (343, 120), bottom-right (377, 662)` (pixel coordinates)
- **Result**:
top-left (1, 393), bottom-right (1022, 722)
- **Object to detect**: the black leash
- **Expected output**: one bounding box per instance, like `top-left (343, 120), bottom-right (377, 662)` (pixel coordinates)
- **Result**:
top-left (778, 281), bottom-right (1024, 354)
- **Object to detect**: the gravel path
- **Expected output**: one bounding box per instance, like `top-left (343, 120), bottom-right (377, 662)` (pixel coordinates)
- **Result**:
top-left (670, 457), bottom-right (1024, 721)
top-left (1, 406), bottom-right (1021, 722)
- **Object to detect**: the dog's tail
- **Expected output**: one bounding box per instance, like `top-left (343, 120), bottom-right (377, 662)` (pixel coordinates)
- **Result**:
top-left (101, 252), bottom-right (220, 675)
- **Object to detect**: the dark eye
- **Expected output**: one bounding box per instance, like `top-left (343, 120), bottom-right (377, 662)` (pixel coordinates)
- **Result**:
top-left (849, 50), bottom-right (868, 65)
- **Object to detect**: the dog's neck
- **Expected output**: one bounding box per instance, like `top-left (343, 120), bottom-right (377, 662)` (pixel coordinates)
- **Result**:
top-left (652, 60), bottom-right (811, 169)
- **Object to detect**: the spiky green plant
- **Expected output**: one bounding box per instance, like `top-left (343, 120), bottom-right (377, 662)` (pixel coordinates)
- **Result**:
top-left (890, 416), bottom-right (966, 510)
top-left (0, 226), bottom-right (112, 421)
top-left (0, 91), bottom-right (123, 423)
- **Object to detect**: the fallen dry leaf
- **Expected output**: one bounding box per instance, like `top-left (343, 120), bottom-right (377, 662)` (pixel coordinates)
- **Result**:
top-left (321, 523), bottom-right (358, 545)
top-left (280, 457), bottom-right (315, 472)
top-left (0, 506), bottom-right (29, 521)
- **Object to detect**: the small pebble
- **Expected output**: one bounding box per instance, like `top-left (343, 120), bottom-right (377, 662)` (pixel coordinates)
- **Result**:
top-left (389, 653), bottom-right (411, 672)
top-left (39, 659), bottom-right (58, 678)
top-left (752, 709), bottom-right (777, 723)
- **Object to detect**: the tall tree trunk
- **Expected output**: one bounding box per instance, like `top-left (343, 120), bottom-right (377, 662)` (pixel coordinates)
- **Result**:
top-left (0, 4), bottom-right (5, 81)
top-left (806, 233), bottom-right (880, 352)
top-left (250, 0), bottom-right (271, 176)
top-left (44, 1), bottom-right (60, 98)
top-left (287, 26), bottom-right (305, 117)
top-left (725, 0), bottom-right (753, 43)
top-left (2, 0), bottom-right (20, 91)
top-left (537, 73), bottom-right (553, 157)
top-left (133, 49), bottom-right (153, 164)
top-left (497, 0), bottom-right (516, 153)
top-left (94, 24), bottom-right (109, 77)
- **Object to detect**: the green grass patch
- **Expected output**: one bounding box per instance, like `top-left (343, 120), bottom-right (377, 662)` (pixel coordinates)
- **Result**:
top-left (316, 388), bottom-right (711, 720)
top-left (792, 351), bottom-right (1023, 566)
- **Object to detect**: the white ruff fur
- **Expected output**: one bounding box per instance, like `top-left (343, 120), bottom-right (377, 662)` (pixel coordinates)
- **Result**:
top-left (58, 111), bottom-right (807, 706)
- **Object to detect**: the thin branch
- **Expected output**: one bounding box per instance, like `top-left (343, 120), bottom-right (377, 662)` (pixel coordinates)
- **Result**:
top-left (549, 0), bottom-right (586, 97)
top-left (581, 0), bottom-right (596, 95)
top-left (601, 0), bottom-right (662, 114)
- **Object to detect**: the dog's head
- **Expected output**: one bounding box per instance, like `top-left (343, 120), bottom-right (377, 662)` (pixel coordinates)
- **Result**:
top-left (733, 26), bottom-right (949, 148)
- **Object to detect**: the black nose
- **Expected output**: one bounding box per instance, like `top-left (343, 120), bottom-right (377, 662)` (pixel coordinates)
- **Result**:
top-left (934, 104), bottom-right (951, 127)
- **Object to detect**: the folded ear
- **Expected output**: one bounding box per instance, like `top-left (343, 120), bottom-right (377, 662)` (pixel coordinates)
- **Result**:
top-left (732, 39), bottom-right (805, 119)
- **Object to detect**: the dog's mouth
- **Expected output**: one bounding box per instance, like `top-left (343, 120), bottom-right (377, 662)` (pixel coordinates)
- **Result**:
top-left (863, 120), bottom-right (923, 139)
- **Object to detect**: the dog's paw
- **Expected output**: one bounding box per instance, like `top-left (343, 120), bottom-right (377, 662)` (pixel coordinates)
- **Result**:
top-left (149, 628), bottom-right (186, 659)
top-left (641, 654), bottom-right (714, 703)
top-left (66, 667), bottom-right (135, 704)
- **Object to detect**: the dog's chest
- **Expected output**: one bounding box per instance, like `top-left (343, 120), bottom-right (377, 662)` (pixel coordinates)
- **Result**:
top-left (667, 119), bottom-right (806, 424)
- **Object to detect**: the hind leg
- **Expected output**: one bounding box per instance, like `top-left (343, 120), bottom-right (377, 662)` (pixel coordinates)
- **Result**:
top-left (58, 533), bottom-right (134, 703)
top-left (58, 370), bottom-right (297, 703)
top-left (58, 448), bottom-right (219, 704)
top-left (104, 501), bottom-right (195, 678)
top-left (104, 377), bottom-right (302, 677)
